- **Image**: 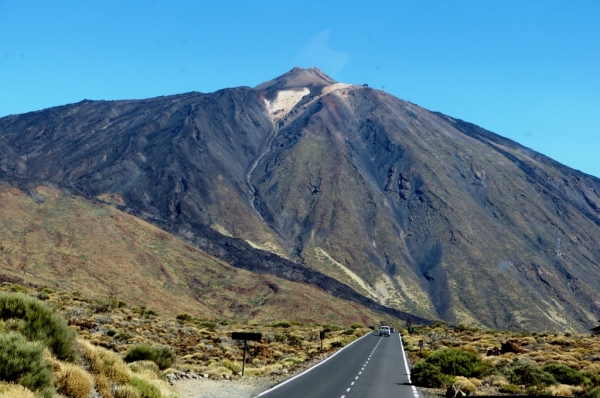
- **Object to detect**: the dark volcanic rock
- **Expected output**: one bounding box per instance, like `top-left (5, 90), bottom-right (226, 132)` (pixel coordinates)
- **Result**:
top-left (1, 67), bottom-right (600, 331)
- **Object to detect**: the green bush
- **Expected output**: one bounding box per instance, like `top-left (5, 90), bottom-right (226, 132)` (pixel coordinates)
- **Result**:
top-left (421, 348), bottom-right (487, 377)
top-left (0, 293), bottom-right (76, 360)
top-left (586, 386), bottom-right (600, 398)
top-left (272, 321), bottom-right (291, 328)
top-left (288, 335), bottom-right (302, 345)
top-left (124, 344), bottom-right (175, 370)
top-left (343, 329), bottom-right (355, 335)
top-left (412, 361), bottom-right (454, 388)
top-left (542, 364), bottom-right (589, 386)
top-left (130, 376), bottom-right (161, 398)
top-left (498, 383), bottom-right (520, 394)
top-left (323, 324), bottom-right (342, 332)
top-left (194, 320), bottom-right (217, 332)
top-left (115, 332), bottom-right (133, 341)
top-left (350, 323), bottom-right (363, 329)
top-left (505, 361), bottom-right (556, 387)
top-left (176, 313), bottom-right (193, 322)
top-left (455, 323), bottom-right (479, 333)
top-left (0, 332), bottom-right (54, 392)
top-left (582, 371), bottom-right (600, 387)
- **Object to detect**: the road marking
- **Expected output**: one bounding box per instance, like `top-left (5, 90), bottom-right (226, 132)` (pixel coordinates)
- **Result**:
top-left (355, 376), bottom-right (359, 380)
top-left (359, 371), bottom-right (362, 374)
top-left (351, 382), bottom-right (355, 385)
top-left (346, 388), bottom-right (351, 392)
top-left (255, 332), bottom-right (373, 397)
top-left (400, 332), bottom-right (421, 398)
top-left (412, 385), bottom-right (419, 398)
top-left (398, 332), bottom-right (412, 384)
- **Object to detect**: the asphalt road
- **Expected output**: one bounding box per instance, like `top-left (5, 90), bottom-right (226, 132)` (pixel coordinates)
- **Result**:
top-left (257, 331), bottom-right (423, 398)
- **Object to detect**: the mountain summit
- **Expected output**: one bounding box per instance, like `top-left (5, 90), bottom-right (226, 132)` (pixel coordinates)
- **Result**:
top-left (254, 67), bottom-right (337, 91)
top-left (1, 68), bottom-right (599, 331)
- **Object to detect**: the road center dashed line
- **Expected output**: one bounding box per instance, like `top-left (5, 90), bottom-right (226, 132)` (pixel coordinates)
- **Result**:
top-left (340, 335), bottom-right (383, 397)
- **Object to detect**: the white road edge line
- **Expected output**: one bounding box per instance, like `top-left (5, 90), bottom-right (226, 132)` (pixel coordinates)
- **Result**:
top-left (255, 331), bottom-right (374, 397)
top-left (399, 332), bottom-right (420, 398)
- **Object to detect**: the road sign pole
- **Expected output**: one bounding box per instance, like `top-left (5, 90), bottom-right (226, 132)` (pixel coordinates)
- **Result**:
top-left (242, 338), bottom-right (247, 377)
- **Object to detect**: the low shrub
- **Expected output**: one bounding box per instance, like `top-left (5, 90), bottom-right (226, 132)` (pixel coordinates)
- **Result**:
top-left (422, 348), bottom-right (488, 377)
top-left (288, 335), bottom-right (302, 345)
top-left (83, 342), bottom-right (130, 384)
top-left (124, 344), bottom-right (175, 370)
top-left (194, 320), bottom-right (217, 332)
top-left (115, 331), bottom-right (133, 341)
top-left (95, 374), bottom-right (112, 398)
top-left (0, 381), bottom-right (36, 398)
top-left (586, 386), bottom-right (600, 398)
top-left (222, 359), bottom-right (242, 374)
top-left (130, 376), bottom-right (161, 398)
top-left (498, 383), bottom-right (520, 394)
top-left (412, 361), bottom-right (454, 388)
top-left (0, 293), bottom-right (76, 360)
top-left (505, 361), bottom-right (557, 387)
top-left (343, 329), bottom-right (355, 335)
top-left (115, 384), bottom-right (141, 398)
top-left (56, 363), bottom-right (94, 398)
top-left (453, 376), bottom-right (477, 394)
top-left (542, 363), bottom-right (589, 386)
top-left (323, 324), bottom-right (342, 332)
top-left (272, 321), bottom-right (291, 328)
top-left (176, 313), bottom-right (193, 322)
top-left (350, 323), bottom-right (363, 329)
top-left (455, 323), bottom-right (479, 333)
top-left (0, 332), bottom-right (53, 392)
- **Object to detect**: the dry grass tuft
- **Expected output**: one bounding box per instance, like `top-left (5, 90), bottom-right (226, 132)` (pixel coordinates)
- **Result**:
top-left (95, 374), bottom-right (113, 398)
top-left (0, 382), bottom-right (36, 398)
top-left (82, 340), bottom-right (130, 384)
top-left (453, 376), bottom-right (476, 393)
top-left (56, 362), bottom-right (95, 398)
top-left (114, 385), bottom-right (141, 398)
top-left (547, 384), bottom-right (584, 397)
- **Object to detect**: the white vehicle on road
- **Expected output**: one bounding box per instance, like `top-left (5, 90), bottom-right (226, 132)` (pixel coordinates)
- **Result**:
top-left (379, 326), bottom-right (391, 337)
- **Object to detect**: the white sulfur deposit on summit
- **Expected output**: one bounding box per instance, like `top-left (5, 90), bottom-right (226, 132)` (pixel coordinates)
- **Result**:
top-left (264, 88), bottom-right (310, 122)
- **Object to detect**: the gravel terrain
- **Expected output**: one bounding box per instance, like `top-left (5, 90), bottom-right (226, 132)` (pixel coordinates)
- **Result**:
top-left (172, 350), bottom-right (340, 398)
top-left (174, 378), bottom-right (273, 398)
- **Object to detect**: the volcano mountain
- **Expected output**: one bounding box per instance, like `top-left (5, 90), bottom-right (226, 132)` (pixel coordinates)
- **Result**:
top-left (1, 67), bottom-right (599, 331)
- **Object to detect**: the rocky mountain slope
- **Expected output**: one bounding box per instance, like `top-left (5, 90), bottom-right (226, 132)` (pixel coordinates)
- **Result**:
top-left (1, 67), bottom-right (599, 331)
top-left (0, 184), bottom-right (396, 325)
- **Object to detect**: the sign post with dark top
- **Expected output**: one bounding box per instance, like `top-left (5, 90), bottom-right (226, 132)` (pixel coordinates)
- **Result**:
top-left (232, 332), bottom-right (262, 376)
top-left (319, 330), bottom-right (326, 351)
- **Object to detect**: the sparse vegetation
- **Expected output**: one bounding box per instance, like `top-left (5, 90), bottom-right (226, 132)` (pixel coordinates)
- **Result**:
top-left (125, 344), bottom-right (176, 370)
top-left (0, 285), bottom-right (178, 397)
top-left (0, 292), bottom-right (76, 360)
top-left (0, 281), bottom-right (371, 395)
top-left (405, 323), bottom-right (600, 396)
top-left (0, 332), bottom-right (53, 393)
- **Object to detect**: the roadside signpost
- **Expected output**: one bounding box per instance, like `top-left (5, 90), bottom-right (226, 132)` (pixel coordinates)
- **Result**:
top-left (319, 330), bottom-right (326, 351)
top-left (232, 332), bottom-right (262, 376)
top-left (406, 318), bottom-right (414, 334)
top-left (418, 339), bottom-right (424, 354)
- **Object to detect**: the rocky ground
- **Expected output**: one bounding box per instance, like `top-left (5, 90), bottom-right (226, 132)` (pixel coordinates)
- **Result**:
top-left (170, 349), bottom-right (339, 398)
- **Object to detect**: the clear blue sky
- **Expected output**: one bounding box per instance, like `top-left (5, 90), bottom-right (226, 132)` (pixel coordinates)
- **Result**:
top-left (1, 1), bottom-right (599, 178)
